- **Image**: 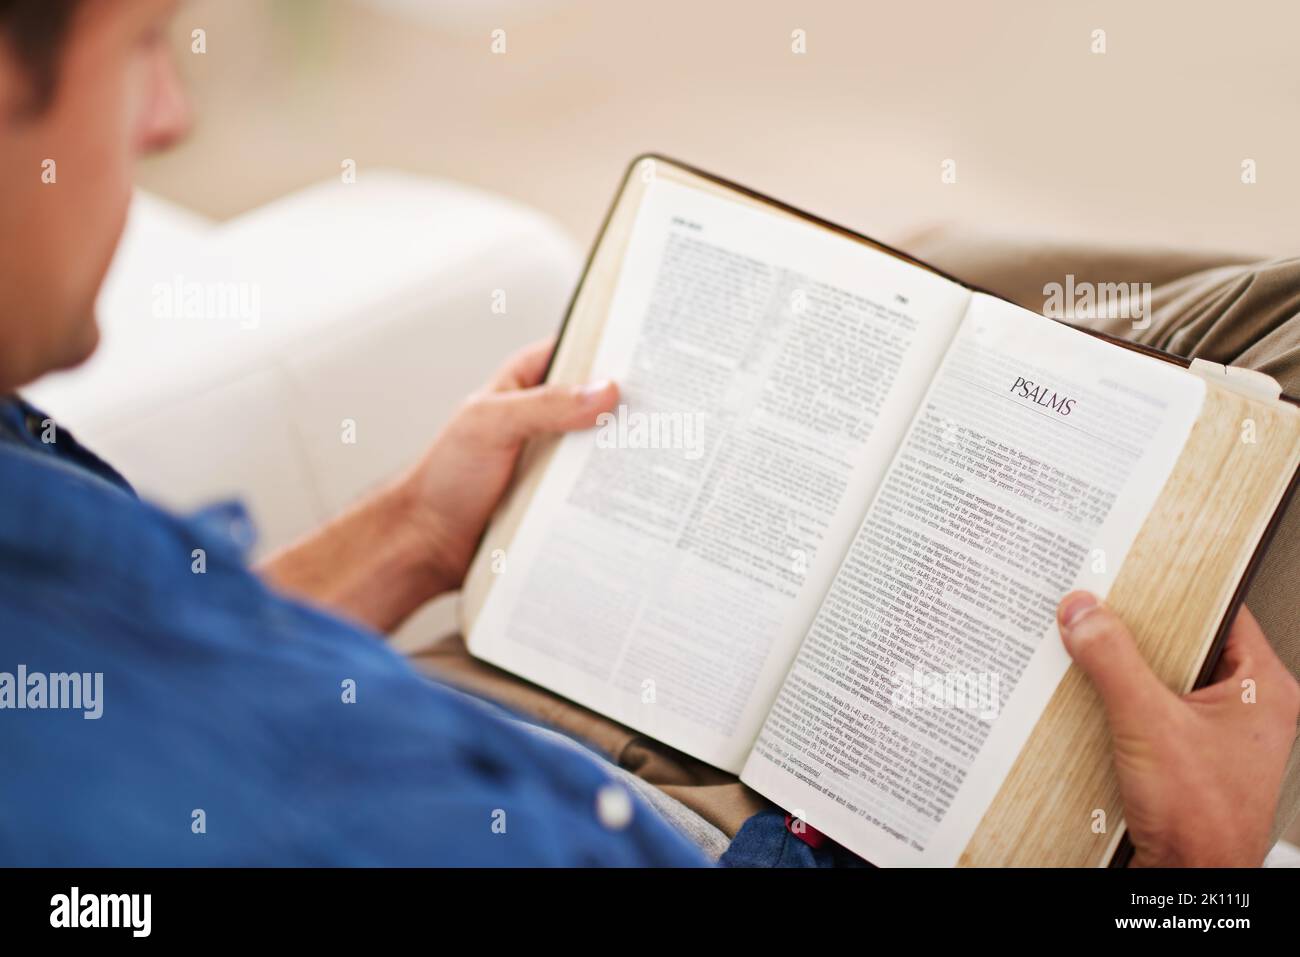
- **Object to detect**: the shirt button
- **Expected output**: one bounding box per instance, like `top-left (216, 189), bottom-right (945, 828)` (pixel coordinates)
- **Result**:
top-left (595, 783), bottom-right (634, 831)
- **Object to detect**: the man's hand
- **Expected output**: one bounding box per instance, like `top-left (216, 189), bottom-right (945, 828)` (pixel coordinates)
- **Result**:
top-left (1057, 591), bottom-right (1300, 867)
top-left (259, 339), bottom-right (617, 632)
top-left (403, 338), bottom-right (618, 599)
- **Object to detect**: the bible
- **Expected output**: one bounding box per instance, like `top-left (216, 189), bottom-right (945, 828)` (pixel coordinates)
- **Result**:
top-left (460, 155), bottom-right (1300, 866)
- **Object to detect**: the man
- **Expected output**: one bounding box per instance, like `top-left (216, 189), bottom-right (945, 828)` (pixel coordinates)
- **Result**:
top-left (0, 0), bottom-right (1295, 867)
top-left (0, 0), bottom-right (699, 867)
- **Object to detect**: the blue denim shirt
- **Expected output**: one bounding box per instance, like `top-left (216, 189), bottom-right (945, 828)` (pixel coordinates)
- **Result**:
top-left (0, 397), bottom-right (707, 866)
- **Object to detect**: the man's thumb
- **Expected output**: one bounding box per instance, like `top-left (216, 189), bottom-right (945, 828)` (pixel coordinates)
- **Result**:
top-left (482, 380), bottom-right (618, 443)
top-left (1057, 591), bottom-right (1174, 732)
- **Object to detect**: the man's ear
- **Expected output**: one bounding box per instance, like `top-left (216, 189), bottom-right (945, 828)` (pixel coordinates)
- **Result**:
top-left (0, 0), bottom-right (85, 121)
top-left (0, 33), bottom-right (30, 121)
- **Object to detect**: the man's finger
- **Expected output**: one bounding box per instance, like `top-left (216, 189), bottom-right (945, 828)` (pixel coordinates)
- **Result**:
top-left (1193, 605), bottom-right (1300, 723)
top-left (1207, 605), bottom-right (1272, 684)
top-left (1057, 591), bottom-right (1178, 735)
top-left (491, 339), bottom-right (556, 392)
top-left (473, 379), bottom-right (618, 444)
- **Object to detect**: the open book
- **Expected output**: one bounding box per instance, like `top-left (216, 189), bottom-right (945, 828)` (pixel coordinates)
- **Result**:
top-left (461, 155), bottom-right (1300, 867)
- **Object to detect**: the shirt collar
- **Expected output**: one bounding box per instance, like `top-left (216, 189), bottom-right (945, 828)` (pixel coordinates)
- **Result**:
top-left (0, 395), bottom-right (135, 497)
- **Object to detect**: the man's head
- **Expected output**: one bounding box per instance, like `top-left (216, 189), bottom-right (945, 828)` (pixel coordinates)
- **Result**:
top-left (0, 0), bottom-right (189, 394)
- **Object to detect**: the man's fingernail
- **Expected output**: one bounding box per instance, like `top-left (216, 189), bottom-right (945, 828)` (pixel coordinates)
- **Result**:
top-left (1060, 592), bottom-right (1100, 630)
top-left (578, 380), bottom-right (613, 403)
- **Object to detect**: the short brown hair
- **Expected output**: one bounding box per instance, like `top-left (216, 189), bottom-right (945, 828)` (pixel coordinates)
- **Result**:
top-left (0, 0), bottom-right (84, 113)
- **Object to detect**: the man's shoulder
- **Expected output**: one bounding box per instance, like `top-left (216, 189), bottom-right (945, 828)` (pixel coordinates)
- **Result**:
top-left (0, 421), bottom-right (709, 866)
top-left (0, 434), bottom-right (251, 594)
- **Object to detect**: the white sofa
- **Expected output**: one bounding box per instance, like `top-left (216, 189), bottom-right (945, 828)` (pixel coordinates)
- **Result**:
top-left (25, 170), bottom-right (583, 645)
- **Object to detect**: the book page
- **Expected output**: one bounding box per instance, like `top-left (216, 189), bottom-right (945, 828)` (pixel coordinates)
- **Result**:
top-left (468, 177), bottom-right (971, 772)
top-left (740, 293), bottom-right (1206, 863)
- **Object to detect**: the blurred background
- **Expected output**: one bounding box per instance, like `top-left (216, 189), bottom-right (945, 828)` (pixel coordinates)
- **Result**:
top-left (145, 0), bottom-right (1300, 257)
